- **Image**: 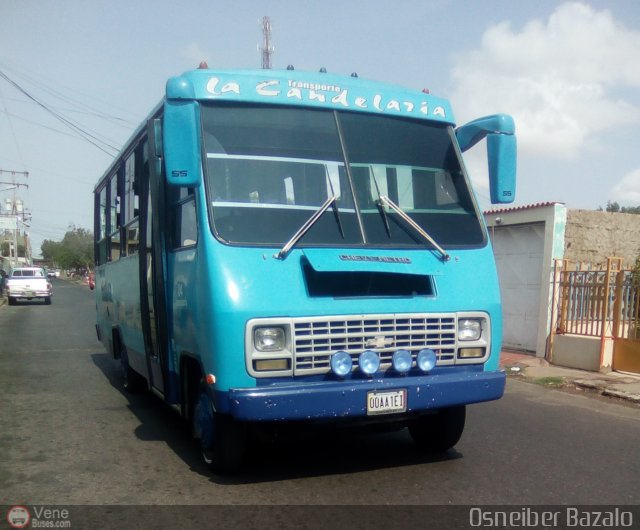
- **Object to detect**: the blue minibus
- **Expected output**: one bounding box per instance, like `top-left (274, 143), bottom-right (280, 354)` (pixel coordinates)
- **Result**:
top-left (93, 65), bottom-right (516, 472)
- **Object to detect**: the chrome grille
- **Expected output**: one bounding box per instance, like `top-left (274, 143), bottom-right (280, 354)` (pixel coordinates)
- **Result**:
top-left (293, 314), bottom-right (456, 375)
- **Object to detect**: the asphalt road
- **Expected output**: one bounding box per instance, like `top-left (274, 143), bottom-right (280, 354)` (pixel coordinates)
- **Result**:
top-left (1, 280), bottom-right (639, 516)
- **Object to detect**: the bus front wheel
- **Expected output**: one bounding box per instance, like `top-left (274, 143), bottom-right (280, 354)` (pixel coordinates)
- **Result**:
top-left (120, 344), bottom-right (145, 393)
top-left (193, 385), bottom-right (246, 474)
top-left (408, 405), bottom-right (466, 452)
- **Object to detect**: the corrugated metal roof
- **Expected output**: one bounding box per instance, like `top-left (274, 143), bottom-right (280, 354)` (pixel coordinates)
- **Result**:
top-left (483, 201), bottom-right (563, 215)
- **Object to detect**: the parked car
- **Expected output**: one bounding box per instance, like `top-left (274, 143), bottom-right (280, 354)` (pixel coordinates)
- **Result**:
top-left (6, 267), bottom-right (53, 305)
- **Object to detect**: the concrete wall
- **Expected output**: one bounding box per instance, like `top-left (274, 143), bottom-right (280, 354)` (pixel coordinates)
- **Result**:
top-left (565, 210), bottom-right (640, 266)
top-left (552, 334), bottom-right (613, 372)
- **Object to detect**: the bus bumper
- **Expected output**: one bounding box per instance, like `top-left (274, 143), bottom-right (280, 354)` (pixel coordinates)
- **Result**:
top-left (219, 369), bottom-right (505, 421)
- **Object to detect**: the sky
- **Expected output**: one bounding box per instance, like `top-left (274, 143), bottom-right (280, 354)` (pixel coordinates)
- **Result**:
top-left (1, 0), bottom-right (639, 257)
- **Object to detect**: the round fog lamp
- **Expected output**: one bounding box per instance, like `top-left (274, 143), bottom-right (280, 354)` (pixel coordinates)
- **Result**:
top-left (392, 349), bottom-right (412, 374)
top-left (330, 351), bottom-right (352, 377)
top-left (358, 350), bottom-right (380, 375)
top-left (417, 348), bottom-right (437, 372)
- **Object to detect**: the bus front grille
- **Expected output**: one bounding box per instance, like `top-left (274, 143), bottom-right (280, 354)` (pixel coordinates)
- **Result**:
top-left (292, 314), bottom-right (456, 376)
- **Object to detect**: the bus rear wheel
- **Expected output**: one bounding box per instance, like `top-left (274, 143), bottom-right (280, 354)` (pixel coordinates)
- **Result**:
top-left (193, 385), bottom-right (246, 474)
top-left (408, 406), bottom-right (466, 452)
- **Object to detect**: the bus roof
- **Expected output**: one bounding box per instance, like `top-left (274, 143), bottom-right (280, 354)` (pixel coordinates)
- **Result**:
top-left (167, 68), bottom-right (455, 125)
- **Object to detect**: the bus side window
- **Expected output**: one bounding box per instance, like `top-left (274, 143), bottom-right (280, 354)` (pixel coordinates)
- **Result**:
top-left (171, 192), bottom-right (197, 249)
top-left (96, 186), bottom-right (108, 265)
top-left (122, 144), bottom-right (145, 256)
top-left (109, 171), bottom-right (121, 261)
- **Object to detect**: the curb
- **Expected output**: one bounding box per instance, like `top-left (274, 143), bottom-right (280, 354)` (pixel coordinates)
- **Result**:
top-left (504, 364), bottom-right (640, 406)
top-left (602, 388), bottom-right (640, 403)
top-left (574, 379), bottom-right (640, 404)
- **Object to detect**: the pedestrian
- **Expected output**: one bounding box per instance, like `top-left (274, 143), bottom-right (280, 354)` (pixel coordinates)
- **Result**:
top-left (0, 269), bottom-right (7, 296)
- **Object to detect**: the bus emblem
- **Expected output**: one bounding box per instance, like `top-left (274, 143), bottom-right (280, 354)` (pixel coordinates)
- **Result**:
top-left (365, 336), bottom-right (394, 349)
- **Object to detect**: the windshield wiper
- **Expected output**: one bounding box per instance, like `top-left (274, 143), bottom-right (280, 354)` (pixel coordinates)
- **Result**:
top-left (369, 166), bottom-right (391, 238)
top-left (378, 195), bottom-right (451, 262)
top-left (325, 165), bottom-right (345, 241)
top-left (275, 195), bottom-right (338, 260)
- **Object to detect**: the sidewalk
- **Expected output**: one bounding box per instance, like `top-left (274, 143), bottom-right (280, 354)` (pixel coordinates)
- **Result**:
top-left (500, 350), bottom-right (640, 405)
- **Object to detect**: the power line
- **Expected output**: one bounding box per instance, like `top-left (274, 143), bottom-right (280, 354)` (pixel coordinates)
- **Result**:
top-left (0, 69), bottom-right (120, 156)
top-left (2, 96), bottom-right (136, 129)
top-left (0, 83), bottom-right (27, 169)
top-left (2, 108), bottom-right (122, 147)
top-left (0, 59), bottom-right (138, 126)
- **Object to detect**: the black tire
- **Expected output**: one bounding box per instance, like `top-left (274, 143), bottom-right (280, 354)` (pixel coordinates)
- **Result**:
top-left (44, 296), bottom-right (52, 305)
top-left (120, 344), bottom-right (146, 393)
top-left (408, 406), bottom-right (466, 452)
top-left (8, 297), bottom-right (16, 306)
top-left (192, 384), bottom-right (246, 474)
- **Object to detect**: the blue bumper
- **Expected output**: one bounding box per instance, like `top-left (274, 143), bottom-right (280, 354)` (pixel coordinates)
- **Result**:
top-left (216, 369), bottom-right (505, 422)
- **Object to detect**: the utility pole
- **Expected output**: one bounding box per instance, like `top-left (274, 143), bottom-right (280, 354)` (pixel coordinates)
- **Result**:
top-left (0, 169), bottom-right (30, 266)
top-left (260, 16), bottom-right (274, 69)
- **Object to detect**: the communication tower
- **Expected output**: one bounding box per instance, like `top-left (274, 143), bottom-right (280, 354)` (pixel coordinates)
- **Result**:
top-left (260, 16), bottom-right (274, 69)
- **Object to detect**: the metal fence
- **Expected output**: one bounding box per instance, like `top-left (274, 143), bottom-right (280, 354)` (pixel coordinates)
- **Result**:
top-left (551, 258), bottom-right (640, 341)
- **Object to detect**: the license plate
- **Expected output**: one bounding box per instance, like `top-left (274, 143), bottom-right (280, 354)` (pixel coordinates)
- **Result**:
top-left (366, 389), bottom-right (407, 415)
top-left (24, 291), bottom-right (35, 297)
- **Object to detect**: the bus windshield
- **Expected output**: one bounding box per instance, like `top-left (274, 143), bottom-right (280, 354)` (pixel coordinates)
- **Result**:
top-left (202, 103), bottom-right (485, 248)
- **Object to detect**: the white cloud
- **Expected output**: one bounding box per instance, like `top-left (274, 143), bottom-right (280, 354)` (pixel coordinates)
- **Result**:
top-left (451, 2), bottom-right (640, 159)
top-left (611, 168), bottom-right (640, 204)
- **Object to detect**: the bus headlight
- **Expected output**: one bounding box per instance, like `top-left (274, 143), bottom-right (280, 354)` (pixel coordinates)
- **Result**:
top-left (254, 327), bottom-right (286, 352)
top-left (458, 319), bottom-right (482, 341)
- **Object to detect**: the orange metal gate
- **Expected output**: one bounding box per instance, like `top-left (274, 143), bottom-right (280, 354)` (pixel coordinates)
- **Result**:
top-left (550, 258), bottom-right (640, 374)
top-left (611, 264), bottom-right (640, 373)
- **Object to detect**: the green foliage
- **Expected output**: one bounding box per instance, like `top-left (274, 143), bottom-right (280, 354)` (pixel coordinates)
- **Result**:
top-left (40, 225), bottom-right (93, 271)
top-left (1, 241), bottom-right (26, 257)
top-left (532, 376), bottom-right (566, 388)
top-left (602, 201), bottom-right (640, 214)
top-left (633, 255), bottom-right (640, 289)
top-left (631, 255), bottom-right (640, 340)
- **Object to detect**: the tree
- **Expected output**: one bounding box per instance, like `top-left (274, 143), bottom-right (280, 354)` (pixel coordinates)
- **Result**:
top-left (1, 241), bottom-right (26, 257)
top-left (40, 225), bottom-right (93, 271)
top-left (601, 201), bottom-right (640, 214)
top-left (631, 255), bottom-right (640, 339)
top-left (40, 239), bottom-right (61, 263)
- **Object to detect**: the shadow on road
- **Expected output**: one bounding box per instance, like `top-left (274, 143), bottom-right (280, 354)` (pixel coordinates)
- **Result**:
top-left (91, 352), bottom-right (463, 485)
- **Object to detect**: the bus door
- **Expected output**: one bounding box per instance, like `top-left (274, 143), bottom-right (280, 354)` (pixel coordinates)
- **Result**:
top-left (138, 122), bottom-right (171, 397)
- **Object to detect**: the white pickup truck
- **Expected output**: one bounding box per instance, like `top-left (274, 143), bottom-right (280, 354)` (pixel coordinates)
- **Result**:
top-left (6, 267), bottom-right (53, 305)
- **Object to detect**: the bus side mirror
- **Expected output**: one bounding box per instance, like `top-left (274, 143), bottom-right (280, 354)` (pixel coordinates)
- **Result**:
top-left (456, 114), bottom-right (516, 204)
top-left (163, 100), bottom-right (202, 188)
